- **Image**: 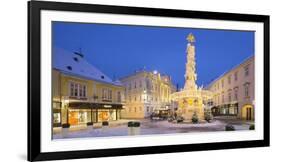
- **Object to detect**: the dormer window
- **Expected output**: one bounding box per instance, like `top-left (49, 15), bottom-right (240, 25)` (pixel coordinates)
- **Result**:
top-left (66, 66), bottom-right (72, 71)
top-left (73, 57), bottom-right (79, 62)
top-left (74, 52), bottom-right (84, 58)
top-left (101, 75), bottom-right (105, 79)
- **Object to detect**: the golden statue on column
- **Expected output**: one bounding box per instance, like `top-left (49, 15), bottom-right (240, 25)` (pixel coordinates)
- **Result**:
top-left (171, 33), bottom-right (212, 122)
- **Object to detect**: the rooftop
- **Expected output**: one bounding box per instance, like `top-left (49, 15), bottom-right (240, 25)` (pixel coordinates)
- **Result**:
top-left (53, 47), bottom-right (122, 86)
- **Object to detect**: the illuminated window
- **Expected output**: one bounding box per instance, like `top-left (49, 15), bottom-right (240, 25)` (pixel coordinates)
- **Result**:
top-left (78, 112), bottom-right (87, 123)
top-left (53, 113), bottom-right (61, 124)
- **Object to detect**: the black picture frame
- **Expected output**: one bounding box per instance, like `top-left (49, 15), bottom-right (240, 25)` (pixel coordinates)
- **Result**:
top-left (28, 0), bottom-right (270, 161)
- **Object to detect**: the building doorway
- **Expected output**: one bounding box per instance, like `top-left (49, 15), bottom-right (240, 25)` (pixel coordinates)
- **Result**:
top-left (242, 104), bottom-right (254, 120)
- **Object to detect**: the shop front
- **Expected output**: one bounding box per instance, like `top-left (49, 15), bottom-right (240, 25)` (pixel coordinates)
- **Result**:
top-left (66, 102), bottom-right (122, 125)
top-left (52, 101), bottom-right (62, 127)
top-left (211, 103), bottom-right (238, 116)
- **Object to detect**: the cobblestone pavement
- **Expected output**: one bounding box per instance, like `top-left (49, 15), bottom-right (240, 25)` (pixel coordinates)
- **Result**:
top-left (53, 117), bottom-right (254, 139)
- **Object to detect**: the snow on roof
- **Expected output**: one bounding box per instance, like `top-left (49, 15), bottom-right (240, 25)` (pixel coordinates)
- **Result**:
top-left (53, 47), bottom-right (122, 86)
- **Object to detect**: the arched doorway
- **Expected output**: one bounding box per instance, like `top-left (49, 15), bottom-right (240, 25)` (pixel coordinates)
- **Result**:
top-left (242, 104), bottom-right (254, 120)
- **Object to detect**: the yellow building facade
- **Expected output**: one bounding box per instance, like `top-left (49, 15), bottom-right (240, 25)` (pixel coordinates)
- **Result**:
top-left (120, 71), bottom-right (175, 119)
top-left (52, 48), bottom-right (124, 127)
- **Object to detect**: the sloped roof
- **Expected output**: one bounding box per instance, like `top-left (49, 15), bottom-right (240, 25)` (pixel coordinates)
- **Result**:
top-left (53, 47), bottom-right (122, 86)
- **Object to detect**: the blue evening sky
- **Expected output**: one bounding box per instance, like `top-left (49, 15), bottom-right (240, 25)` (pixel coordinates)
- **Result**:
top-left (53, 22), bottom-right (254, 88)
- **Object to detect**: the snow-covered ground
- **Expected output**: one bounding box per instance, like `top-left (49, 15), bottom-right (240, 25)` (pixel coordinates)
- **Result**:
top-left (53, 118), bottom-right (254, 139)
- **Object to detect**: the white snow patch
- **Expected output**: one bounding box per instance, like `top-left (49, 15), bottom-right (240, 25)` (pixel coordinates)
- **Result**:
top-left (53, 47), bottom-right (122, 86)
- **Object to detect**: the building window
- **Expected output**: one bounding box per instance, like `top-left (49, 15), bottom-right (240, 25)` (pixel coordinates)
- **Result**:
top-left (102, 89), bottom-right (107, 99)
top-left (134, 81), bottom-right (137, 89)
top-left (134, 107), bottom-right (137, 112)
top-left (108, 90), bottom-right (112, 100)
top-left (244, 83), bottom-right (250, 97)
top-left (228, 91), bottom-right (232, 102)
top-left (234, 71), bottom-right (238, 81)
top-left (134, 96), bottom-right (137, 101)
top-left (221, 79), bottom-right (224, 88)
top-left (146, 79), bottom-right (150, 90)
top-left (222, 93), bottom-right (224, 103)
top-left (139, 107), bottom-right (142, 111)
top-left (53, 113), bottom-right (61, 124)
top-left (228, 75), bottom-right (231, 84)
top-left (128, 83), bottom-right (131, 90)
top-left (81, 85), bottom-right (86, 97)
top-left (234, 88), bottom-right (238, 100)
top-left (102, 89), bottom-right (112, 101)
top-left (117, 91), bottom-right (121, 102)
top-left (79, 85), bottom-right (83, 97)
top-left (69, 82), bottom-right (86, 98)
top-left (244, 65), bottom-right (250, 77)
top-left (74, 83), bottom-right (78, 96)
top-left (70, 83), bottom-right (75, 96)
top-left (139, 80), bottom-right (142, 88)
top-left (146, 107), bottom-right (149, 112)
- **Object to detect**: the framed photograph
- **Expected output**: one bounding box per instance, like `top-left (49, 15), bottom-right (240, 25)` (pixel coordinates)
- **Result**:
top-left (28, 0), bottom-right (270, 161)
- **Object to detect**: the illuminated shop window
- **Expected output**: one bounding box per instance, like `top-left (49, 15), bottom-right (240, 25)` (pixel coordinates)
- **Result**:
top-left (53, 113), bottom-right (61, 124)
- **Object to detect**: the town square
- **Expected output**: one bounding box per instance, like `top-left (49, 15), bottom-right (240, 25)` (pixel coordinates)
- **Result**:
top-left (52, 22), bottom-right (255, 139)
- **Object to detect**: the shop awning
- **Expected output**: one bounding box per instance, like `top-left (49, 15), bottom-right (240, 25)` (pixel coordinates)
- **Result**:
top-left (68, 102), bottom-right (123, 109)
